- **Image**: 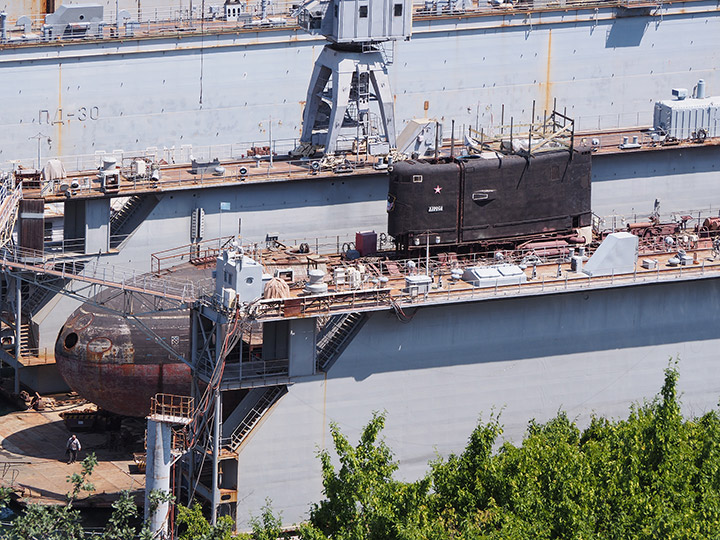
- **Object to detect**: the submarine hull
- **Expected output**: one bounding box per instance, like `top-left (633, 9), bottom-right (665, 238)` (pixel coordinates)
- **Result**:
top-left (387, 148), bottom-right (592, 249)
top-left (55, 298), bottom-right (193, 417)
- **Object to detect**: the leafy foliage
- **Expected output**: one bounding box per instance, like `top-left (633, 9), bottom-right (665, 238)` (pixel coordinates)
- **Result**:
top-left (0, 453), bottom-right (223, 540)
top-left (0, 486), bottom-right (12, 510)
top-left (9, 453), bottom-right (97, 540)
top-left (298, 364), bottom-right (720, 540)
top-left (4, 364), bottom-right (719, 540)
top-left (176, 502), bottom-right (234, 540)
top-left (299, 411), bottom-right (431, 540)
top-left (100, 491), bottom-right (140, 540)
top-left (247, 498), bottom-right (289, 540)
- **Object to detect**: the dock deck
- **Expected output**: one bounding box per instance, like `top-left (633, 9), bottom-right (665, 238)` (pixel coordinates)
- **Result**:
top-left (0, 403), bottom-right (143, 507)
top-left (15, 129), bottom-right (719, 204)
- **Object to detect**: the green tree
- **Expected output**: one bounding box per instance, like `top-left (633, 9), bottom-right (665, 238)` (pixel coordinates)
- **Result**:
top-left (247, 498), bottom-right (287, 540)
top-left (101, 490), bottom-right (140, 540)
top-left (297, 363), bottom-right (720, 540)
top-left (176, 502), bottom-right (233, 540)
top-left (9, 453), bottom-right (97, 540)
top-left (299, 411), bottom-right (431, 540)
top-left (0, 486), bottom-right (12, 508)
top-left (423, 363), bottom-right (720, 539)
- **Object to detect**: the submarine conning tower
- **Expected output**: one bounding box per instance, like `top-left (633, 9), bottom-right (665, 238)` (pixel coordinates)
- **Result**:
top-left (292, 0), bottom-right (412, 157)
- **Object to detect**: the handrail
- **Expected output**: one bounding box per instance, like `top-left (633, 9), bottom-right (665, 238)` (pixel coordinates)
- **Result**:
top-left (0, 0), bottom-right (704, 46)
top-left (0, 180), bottom-right (20, 249)
top-left (151, 236), bottom-right (236, 275)
top-left (250, 259), bottom-right (720, 320)
top-left (150, 393), bottom-right (194, 420)
top-left (1, 245), bottom-right (203, 303)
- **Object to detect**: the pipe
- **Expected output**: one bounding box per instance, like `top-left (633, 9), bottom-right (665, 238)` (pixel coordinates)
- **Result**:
top-left (697, 79), bottom-right (706, 99)
top-left (0, 12), bottom-right (7, 42)
top-left (211, 387), bottom-right (221, 525)
top-left (450, 119), bottom-right (455, 158)
top-left (269, 116), bottom-right (273, 168)
top-left (510, 117), bottom-right (513, 152)
top-left (188, 312), bottom-right (198, 506)
top-left (145, 419), bottom-right (172, 538)
top-left (14, 277), bottom-right (21, 395)
top-left (529, 100), bottom-right (535, 155)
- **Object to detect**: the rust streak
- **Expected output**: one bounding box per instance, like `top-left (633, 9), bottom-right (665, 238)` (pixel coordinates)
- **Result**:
top-left (544, 29), bottom-right (553, 115)
top-left (30, 0), bottom-right (43, 20)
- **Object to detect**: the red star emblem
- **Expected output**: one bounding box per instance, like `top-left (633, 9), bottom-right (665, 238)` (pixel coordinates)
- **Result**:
top-left (434, 185), bottom-right (442, 194)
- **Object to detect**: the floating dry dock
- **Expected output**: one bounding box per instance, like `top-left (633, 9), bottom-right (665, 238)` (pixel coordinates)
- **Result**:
top-left (44, 227), bottom-right (720, 530)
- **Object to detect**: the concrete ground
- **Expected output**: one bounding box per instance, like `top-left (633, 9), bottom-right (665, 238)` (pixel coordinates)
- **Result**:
top-left (0, 403), bottom-right (144, 507)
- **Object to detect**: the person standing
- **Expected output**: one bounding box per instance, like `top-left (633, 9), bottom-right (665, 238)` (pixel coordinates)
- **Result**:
top-left (66, 434), bottom-right (81, 464)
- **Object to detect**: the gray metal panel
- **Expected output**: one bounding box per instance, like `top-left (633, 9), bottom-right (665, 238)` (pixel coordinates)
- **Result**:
top-left (583, 232), bottom-right (638, 277)
top-left (288, 318), bottom-right (316, 377)
top-left (84, 198), bottom-right (110, 254)
top-left (591, 145), bottom-right (720, 217)
top-left (653, 96), bottom-right (720, 139)
top-left (333, 0), bottom-right (412, 43)
top-left (232, 276), bottom-right (720, 530)
top-left (1, 4), bottom-right (719, 163)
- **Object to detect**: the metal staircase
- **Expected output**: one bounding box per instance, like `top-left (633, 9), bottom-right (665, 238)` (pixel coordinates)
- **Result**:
top-left (22, 274), bottom-right (72, 315)
top-left (110, 195), bottom-right (159, 249)
top-left (228, 386), bottom-right (285, 451)
top-left (316, 312), bottom-right (368, 372)
top-left (110, 195), bottom-right (144, 234)
top-left (23, 284), bottom-right (52, 315)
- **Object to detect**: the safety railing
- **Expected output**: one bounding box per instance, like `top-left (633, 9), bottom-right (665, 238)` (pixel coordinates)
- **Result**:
top-left (0, 0), bottom-right (298, 44)
top-left (2, 137), bottom-right (302, 174)
top-left (1, 0), bottom-right (684, 46)
top-left (150, 393), bottom-right (194, 421)
top-left (415, 0), bottom-right (666, 16)
top-left (251, 258), bottom-right (720, 320)
top-left (151, 236), bottom-right (237, 275)
top-left (5, 153), bottom-right (381, 201)
top-left (1, 244), bottom-right (203, 303)
top-left (17, 347), bottom-right (54, 365)
top-left (222, 358), bottom-right (290, 383)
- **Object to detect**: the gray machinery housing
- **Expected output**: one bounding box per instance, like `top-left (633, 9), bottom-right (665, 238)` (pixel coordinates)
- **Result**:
top-left (43, 4), bottom-right (104, 39)
top-left (295, 0), bottom-right (412, 155)
top-left (582, 232), bottom-right (639, 277)
top-left (298, 0), bottom-right (412, 43)
top-left (215, 248), bottom-right (264, 307)
top-left (653, 79), bottom-right (720, 140)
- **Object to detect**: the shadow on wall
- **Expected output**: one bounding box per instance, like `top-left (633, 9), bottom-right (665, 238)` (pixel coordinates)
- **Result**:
top-left (606, 16), bottom-right (649, 48)
top-left (329, 277), bottom-right (720, 382)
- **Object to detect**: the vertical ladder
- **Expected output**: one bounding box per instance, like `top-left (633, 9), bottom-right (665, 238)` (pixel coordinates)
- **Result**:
top-left (356, 70), bottom-right (371, 137)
